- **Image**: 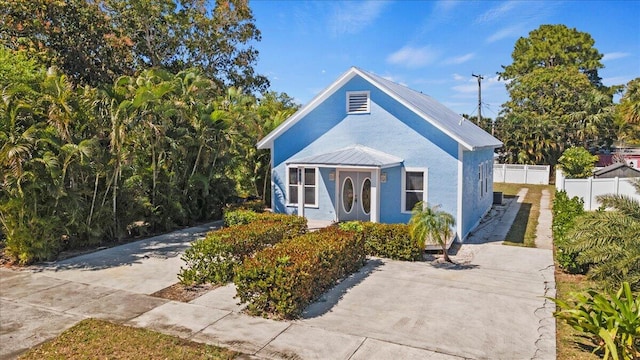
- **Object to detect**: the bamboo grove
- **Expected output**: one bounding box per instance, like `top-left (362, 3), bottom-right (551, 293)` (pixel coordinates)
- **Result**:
top-left (0, 55), bottom-right (297, 264)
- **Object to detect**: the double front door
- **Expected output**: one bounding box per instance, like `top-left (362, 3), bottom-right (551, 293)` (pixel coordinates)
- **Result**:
top-left (338, 171), bottom-right (372, 221)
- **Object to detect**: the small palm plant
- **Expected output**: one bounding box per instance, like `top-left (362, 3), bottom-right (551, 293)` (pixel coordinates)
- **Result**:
top-left (566, 179), bottom-right (640, 291)
top-left (409, 201), bottom-right (455, 262)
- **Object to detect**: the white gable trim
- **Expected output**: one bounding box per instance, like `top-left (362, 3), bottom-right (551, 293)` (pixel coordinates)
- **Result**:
top-left (257, 68), bottom-right (359, 149)
top-left (353, 69), bottom-right (477, 151)
top-left (257, 67), bottom-right (492, 151)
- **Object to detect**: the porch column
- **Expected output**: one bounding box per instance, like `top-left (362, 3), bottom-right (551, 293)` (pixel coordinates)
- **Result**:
top-left (297, 166), bottom-right (305, 217)
top-left (371, 168), bottom-right (380, 223)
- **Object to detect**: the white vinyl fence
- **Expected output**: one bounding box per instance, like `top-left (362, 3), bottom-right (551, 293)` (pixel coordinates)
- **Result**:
top-left (555, 170), bottom-right (640, 211)
top-left (493, 164), bottom-right (550, 185)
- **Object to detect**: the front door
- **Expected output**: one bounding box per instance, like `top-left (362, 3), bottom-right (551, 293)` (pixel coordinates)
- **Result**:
top-left (338, 171), bottom-right (372, 221)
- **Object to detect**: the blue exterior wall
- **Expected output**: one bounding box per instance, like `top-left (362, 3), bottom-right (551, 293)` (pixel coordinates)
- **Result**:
top-left (460, 147), bottom-right (495, 238)
top-left (271, 75), bottom-right (461, 224)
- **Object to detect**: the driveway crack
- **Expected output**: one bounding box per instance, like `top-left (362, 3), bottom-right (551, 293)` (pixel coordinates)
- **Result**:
top-left (531, 265), bottom-right (556, 360)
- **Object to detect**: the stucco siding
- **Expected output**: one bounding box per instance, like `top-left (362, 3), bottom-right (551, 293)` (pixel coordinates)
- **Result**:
top-left (460, 147), bottom-right (495, 238)
top-left (270, 75), bottom-right (459, 224)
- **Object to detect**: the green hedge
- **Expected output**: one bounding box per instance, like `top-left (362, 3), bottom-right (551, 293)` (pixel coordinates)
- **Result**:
top-left (223, 209), bottom-right (260, 227)
top-left (178, 215), bottom-right (307, 285)
top-left (552, 190), bottom-right (586, 273)
top-left (234, 227), bottom-right (366, 319)
top-left (223, 210), bottom-right (308, 230)
top-left (338, 221), bottom-right (422, 261)
top-left (224, 200), bottom-right (266, 214)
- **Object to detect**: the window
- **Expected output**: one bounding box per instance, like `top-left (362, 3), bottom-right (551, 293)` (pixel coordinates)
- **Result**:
top-left (485, 162), bottom-right (490, 194)
top-left (402, 169), bottom-right (426, 212)
top-left (479, 162), bottom-right (490, 198)
top-left (287, 167), bottom-right (317, 206)
top-left (346, 91), bottom-right (370, 114)
top-left (479, 164), bottom-right (484, 198)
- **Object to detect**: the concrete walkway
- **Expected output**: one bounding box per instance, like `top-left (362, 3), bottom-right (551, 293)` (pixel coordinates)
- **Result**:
top-left (535, 189), bottom-right (554, 250)
top-left (0, 193), bottom-right (556, 360)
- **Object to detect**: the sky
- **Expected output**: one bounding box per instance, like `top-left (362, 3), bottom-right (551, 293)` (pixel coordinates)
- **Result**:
top-left (250, 0), bottom-right (640, 117)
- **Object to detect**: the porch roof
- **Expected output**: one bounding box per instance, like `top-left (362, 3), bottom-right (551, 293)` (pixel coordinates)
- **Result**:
top-left (286, 144), bottom-right (403, 168)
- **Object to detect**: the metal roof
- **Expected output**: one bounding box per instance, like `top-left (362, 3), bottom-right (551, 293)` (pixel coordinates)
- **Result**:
top-left (287, 145), bottom-right (403, 168)
top-left (359, 69), bottom-right (503, 150)
top-left (257, 67), bottom-right (503, 151)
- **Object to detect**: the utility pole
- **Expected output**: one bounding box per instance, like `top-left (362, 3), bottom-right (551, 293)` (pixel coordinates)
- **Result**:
top-left (472, 73), bottom-right (483, 127)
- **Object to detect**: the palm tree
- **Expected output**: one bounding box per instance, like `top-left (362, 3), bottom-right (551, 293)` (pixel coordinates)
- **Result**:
top-left (409, 201), bottom-right (456, 263)
top-left (566, 179), bottom-right (640, 290)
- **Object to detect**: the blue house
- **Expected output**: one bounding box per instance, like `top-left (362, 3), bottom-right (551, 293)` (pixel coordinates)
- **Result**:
top-left (257, 67), bottom-right (502, 242)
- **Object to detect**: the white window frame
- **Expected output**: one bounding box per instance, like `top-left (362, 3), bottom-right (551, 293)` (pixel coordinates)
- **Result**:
top-left (479, 161), bottom-right (490, 199)
top-left (286, 166), bottom-right (319, 207)
top-left (478, 164), bottom-right (482, 198)
top-left (484, 162), bottom-right (490, 195)
top-left (401, 167), bottom-right (428, 214)
top-left (346, 91), bottom-right (370, 114)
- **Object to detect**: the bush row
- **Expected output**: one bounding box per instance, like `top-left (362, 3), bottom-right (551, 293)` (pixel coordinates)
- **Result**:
top-left (223, 209), bottom-right (308, 231)
top-left (234, 227), bottom-right (366, 319)
top-left (552, 190), bottom-right (586, 273)
top-left (178, 214), bottom-right (307, 285)
top-left (338, 221), bottom-right (423, 261)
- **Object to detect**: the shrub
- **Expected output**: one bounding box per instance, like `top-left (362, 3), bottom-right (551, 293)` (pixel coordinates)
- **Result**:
top-left (552, 190), bottom-right (586, 273)
top-left (178, 216), bottom-right (307, 285)
top-left (337, 221), bottom-right (364, 232)
top-left (223, 210), bottom-right (308, 231)
top-left (362, 222), bottom-right (422, 261)
top-left (224, 200), bottom-right (266, 213)
top-left (338, 221), bottom-right (422, 261)
top-left (223, 209), bottom-right (259, 227)
top-left (234, 227), bottom-right (366, 319)
top-left (550, 282), bottom-right (640, 360)
top-left (557, 147), bottom-right (599, 179)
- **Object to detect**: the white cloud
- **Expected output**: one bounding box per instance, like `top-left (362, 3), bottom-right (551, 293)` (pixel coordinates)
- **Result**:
top-left (444, 53), bottom-right (476, 65)
top-left (452, 83), bottom-right (478, 94)
top-left (387, 45), bottom-right (441, 68)
top-left (475, 2), bottom-right (518, 23)
top-left (452, 73), bottom-right (466, 81)
top-left (329, 1), bottom-right (389, 36)
top-left (452, 75), bottom-right (503, 94)
top-left (602, 76), bottom-right (634, 86)
top-left (602, 52), bottom-right (631, 62)
top-left (486, 25), bottom-right (522, 43)
top-left (434, 0), bottom-right (462, 13)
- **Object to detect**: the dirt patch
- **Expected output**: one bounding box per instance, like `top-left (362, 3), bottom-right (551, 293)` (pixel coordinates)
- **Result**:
top-left (151, 282), bottom-right (219, 302)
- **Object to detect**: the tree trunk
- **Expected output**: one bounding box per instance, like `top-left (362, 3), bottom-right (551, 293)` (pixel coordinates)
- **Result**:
top-left (87, 172), bottom-right (99, 228)
top-left (442, 243), bottom-right (452, 263)
top-left (184, 144), bottom-right (203, 196)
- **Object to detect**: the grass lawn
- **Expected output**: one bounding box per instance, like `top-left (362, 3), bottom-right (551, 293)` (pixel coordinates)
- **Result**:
top-left (494, 183), bottom-right (552, 247)
top-left (20, 319), bottom-right (239, 360)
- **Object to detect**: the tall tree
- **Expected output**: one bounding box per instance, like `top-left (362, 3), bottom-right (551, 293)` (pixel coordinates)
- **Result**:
top-left (615, 78), bottom-right (640, 146)
top-left (101, 0), bottom-right (268, 93)
top-left (0, 0), bottom-right (134, 87)
top-left (499, 24), bottom-right (604, 87)
top-left (498, 25), bottom-right (614, 166)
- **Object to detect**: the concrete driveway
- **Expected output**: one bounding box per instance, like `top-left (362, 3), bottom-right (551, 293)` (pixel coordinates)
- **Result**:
top-left (0, 193), bottom-right (555, 360)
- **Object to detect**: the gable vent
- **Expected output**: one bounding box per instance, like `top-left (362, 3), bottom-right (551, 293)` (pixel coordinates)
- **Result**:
top-left (347, 91), bottom-right (370, 114)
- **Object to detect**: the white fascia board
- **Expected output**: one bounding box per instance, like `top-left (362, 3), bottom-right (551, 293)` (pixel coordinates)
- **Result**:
top-left (256, 67), bottom-right (360, 150)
